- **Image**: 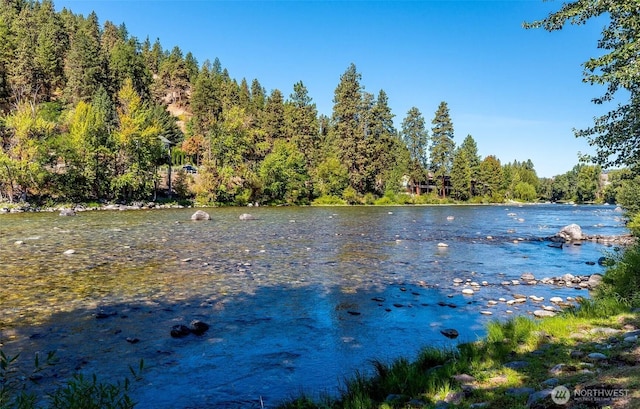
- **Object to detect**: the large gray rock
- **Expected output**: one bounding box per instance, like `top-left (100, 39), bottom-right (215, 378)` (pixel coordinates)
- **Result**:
top-left (526, 389), bottom-right (553, 408)
top-left (557, 224), bottom-right (584, 241)
top-left (191, 210), bottom-right (210, 221)
top-left (239, 213), bottom-right (255, 221)
top-left (587, 274), bottom-right (603, 288)
top-left (534, 310), bottom-right (556, 318)
top-left (59, 208), bottom-right (76, 216)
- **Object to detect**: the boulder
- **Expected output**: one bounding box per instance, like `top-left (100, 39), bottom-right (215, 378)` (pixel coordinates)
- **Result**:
top-left (440, 329), bottom-right (459, 339)
top-left (587, 274), bottom-right (603, 288)
top-left (170, 324), bottom-right (191, 338)
top-left (587, 352), bottom-right (607, 361)
top-left (59, 208), bottom-right (76, 216)
top-left (598, 256), bottom-right (614, 266)
top-left (239, 213), bottom-right (255, 221)
top-left (520, 272), bottom-right (536, 281)
top-left (534, 310), bottom-right (556, 318)
top-left (191, 210), bottom-right (210, 221)
top-left (189, 320), bottom-right (210, 335)
top-left (526, 389), bottom-right (553, 407)
top-left (557, 224), bottom-right (584, 242)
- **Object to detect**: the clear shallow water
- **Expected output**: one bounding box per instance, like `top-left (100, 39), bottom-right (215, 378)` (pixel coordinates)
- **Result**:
top-left (0, 204), bottom-right (627, 408)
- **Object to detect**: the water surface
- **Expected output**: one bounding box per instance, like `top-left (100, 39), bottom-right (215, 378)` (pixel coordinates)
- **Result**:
top-left (0, 204), bottom-right (626, 407)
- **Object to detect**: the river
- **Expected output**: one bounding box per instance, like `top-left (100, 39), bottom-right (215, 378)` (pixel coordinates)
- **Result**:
top-left (0, 204), bottom-right (627, 408)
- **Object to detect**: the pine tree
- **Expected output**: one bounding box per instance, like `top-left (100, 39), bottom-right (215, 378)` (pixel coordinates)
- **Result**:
top-left (64, 12), bottom-right (105, 103)
top-left (287, 81), bottom-right (319, 168)
top-left (430, 101), bottom-right (455, 197)
top-left (450, 147), bottom-right (471, 200)
top-left (331, 63), bottom-right (367, 194)
top-left (459, 134), bottom-right (481, 196)
top-left (401, 106), bottom-right (428, 194)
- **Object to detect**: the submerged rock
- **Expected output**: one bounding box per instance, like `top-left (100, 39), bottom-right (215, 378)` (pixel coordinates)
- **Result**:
top-left (191, 210), bottom-right (210, 221)
top-left (170, 324), bottom-right (191, 338)
top-left (189, 320), bottom-right (210, 335)
top-left (440, 328), bottom-right (459, 339)
top-left (239, 213), bottom-right (255, 221)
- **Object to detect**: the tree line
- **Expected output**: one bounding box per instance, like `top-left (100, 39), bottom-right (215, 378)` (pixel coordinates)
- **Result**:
top-left (0, 0), bottom-right (615, 206)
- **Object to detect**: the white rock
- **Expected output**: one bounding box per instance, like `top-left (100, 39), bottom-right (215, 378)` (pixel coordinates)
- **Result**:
top-left (488, 300), bottom-right (498, 305)
top-left (63, 249), bottom-right (76, 255)
top-left (191, 210), bottom-right (210, 221)
top-left (453, 278), bottom-right (464, 283)
top-left (482, 281), bottom-right (488, 286)
top-left (480, 311), bottom-right (493, 315)
top-left (534, 310), bottom-right (556, 318)
top-left (437, 242), bottom-right (449, 247)
top-left (550, 297), bottom-right (563, 304)
top-left (462, 289), bottom-right (475, 295)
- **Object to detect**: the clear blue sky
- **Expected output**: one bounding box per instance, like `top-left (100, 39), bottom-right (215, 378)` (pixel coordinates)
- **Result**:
top-left (55, 0), bottom-right (609, 178)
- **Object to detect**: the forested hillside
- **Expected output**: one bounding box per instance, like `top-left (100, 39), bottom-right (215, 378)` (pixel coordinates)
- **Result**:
top-left (0, 0), bottom-right (608, 206)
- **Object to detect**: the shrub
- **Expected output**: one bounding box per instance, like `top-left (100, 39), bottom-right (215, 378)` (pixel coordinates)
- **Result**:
top-left (596, 243), bottom-right (640, 307)
top-left (342, 186), bottom-right (360, 205)
top-left (312, 195), bottom-right (346, 205)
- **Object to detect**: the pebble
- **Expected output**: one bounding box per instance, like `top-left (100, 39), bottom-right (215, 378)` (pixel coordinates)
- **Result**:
top-left (437, 243), bottom-right (449, 247)
top-left (479, 311), bottom-right (492, 315)
top-left (462, 289), bottom-right (474, 295)
top-left (63, 249), bottom-right (75, 255)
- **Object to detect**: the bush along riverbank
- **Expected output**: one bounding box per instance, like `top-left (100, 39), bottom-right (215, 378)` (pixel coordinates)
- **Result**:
top-left (277, 245), bottom-right (640, 409)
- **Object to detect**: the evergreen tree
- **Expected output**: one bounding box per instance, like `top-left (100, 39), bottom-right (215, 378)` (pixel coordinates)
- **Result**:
top-left (250, 78), bottom-right (266, 113)
top-left (478, 155), bottom-right (503, 200)
top-left (331, 63), bottom-right (367, 194)
top-left (64, 12), bottom-right (105, 103)
top-left (368, 89), bottom-right (397, 193)
top-left (401, 106), bottom-right (428, 194)
top-left (429, 101), bottom-right (455, 197)
top-left (450, 147), bottom-right (471, 200)
top-left (287, 81), bottom-right (319, 168)
top-left (263, 88), bottom-right (285, 142)
top-left (459, 134), bottom-right (481, 195)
